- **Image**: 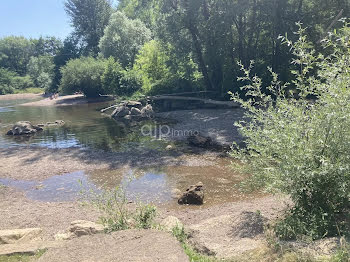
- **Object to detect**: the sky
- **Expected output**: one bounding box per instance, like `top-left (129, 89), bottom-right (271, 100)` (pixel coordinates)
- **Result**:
top-left (0, 0), bottom-right (72, 40)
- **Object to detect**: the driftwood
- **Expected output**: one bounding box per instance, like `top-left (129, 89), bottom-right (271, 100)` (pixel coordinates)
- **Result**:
top-left (100, 104), bottom-right (119, 113)
top-left (149, 95), bottom-right (239, 108)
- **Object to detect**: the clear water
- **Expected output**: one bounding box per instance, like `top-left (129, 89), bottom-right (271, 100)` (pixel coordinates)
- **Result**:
top-left (0, 98), bottom-right (167, 151)
top-left (0, 97), bottom-right (255, 205)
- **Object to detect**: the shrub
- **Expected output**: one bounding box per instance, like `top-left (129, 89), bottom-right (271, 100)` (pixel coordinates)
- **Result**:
top-left (60, 57), bottom-right (107, 97)
top-left (0, 68), bottom-right (35, 94)
top-left (230, 23), bottom-right (350, 240)
top-left (101, 57), bottom-right (141, 96)
top-left (27, 55), bottom-right (54, 90)
top-left (99, 11), bottom-right (152, 67)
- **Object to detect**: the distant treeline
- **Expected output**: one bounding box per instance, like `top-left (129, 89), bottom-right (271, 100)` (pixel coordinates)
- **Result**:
top-left (0, 0), bottom-right (348, 97)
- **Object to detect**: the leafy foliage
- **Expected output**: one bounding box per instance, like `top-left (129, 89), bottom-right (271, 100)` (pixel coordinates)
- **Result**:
top-left (99, 11), bottom-right (152, 67)
top-left (102, 57), bottom-right (141, 96)
top-left (230, 23), bottom-right (350, 240)
top-left (0, 68), bottom-right (34, 95)
top-left (27, 56), bottom-right (54, 90)
top-left (65, 0), bottom-right (112, 55)
top-left (0, 36), bottom-right (33, 76)
top-left (60, 57), bottom-right (107, 97)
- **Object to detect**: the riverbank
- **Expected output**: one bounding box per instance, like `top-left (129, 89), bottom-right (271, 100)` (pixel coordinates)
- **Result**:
top-left (0, 93), bottom-right (43, 101)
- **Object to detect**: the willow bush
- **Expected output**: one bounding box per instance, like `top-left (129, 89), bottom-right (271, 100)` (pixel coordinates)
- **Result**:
top-left (230, 22), bottom-right (350, 240)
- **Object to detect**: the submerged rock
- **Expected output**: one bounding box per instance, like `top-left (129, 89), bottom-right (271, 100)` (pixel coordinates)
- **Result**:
top-left (178, 182), bottom-right (204, 205)
top-left (187, 134), bottom-right (212, 148)
top-left (6, 121), bottom-right (43, 136)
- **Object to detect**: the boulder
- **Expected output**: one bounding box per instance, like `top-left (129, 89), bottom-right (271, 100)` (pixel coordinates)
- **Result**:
top-left (6, 121), bottom-right (43, 136)
top-left (112, 106), bottom-right (130, 118)
top-left (178, 182), bottom-right (204, 205)
top-left (126, 101), bottom-right (143, 109)
top-left (130, 107), bottom-right (142, 115)
top-left (160, 216), bottom-right (184, 232)
top-left (68, 220), bottom-right (104, 237)
top-left (0, 228), bottom-right (42, 244)
top-left (54, 220), bottom-right (104, 241)
top-left (141, 104), bottom-right (154, 118)
top-left (187, 134), bottom-right (212, 148)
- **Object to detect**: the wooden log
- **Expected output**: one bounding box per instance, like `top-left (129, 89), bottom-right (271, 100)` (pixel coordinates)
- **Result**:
top-left (148, 95), bottom-right (239, 108)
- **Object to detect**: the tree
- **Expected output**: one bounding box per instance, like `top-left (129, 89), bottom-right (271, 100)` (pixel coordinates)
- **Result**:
top-left (65, 0), bottom-right (112, 55)
top-left (102, 57), bottom-right (141, 96)
top-left (31, 36), bottom-right (63, 57)
top-left (60, 57), bottom-right (107, 97)
top-left (51, 34), bottom-right (84, 92)
top-left (0, 36), bottom-right (33, 75)
top-left (230, 24), bottom-right (350, 240)
top-left (99, 11), bottom-right (152, 67)
top-left (27, 55), bottom-right (54, 90)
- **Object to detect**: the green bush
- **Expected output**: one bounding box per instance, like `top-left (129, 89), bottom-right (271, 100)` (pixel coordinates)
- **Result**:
top-left (60, 57), bottom-right (107, 97)
top-left (27, 55), bottom-right (54, 90)
top-left (102, 57), bottom-right (141, 96)
top-left (0, 68), bottom-right (35, 94)
top-left (230, 23), bottom-right (350, 240)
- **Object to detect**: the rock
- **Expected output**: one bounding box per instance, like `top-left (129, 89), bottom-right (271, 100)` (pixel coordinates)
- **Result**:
top-left (54, 220), bottom-right (104, 241)
top-left (112, 106), bottom-right (130, 118)
top-left (171, 188), bottom-right (182, 199)
top-left (38, 229), bottom-right (189, 262)
top-left (187, 212), bottom-right (267, 258)
top-left (0, 241), bottom-right (61, 256)
top-left (68, 220), bottom-right (104, 237)
top-left (141, 104), bottom-right (154, 118)
top-left (0, 228), bottom-right (42, 244)
top-left (6, 121), bottom-right (43, 136)
top-left (55, 120), bottom-right (65, 125)
top-left (166, 144), bottom-right (174, 151)
top-left (160, 216), bottom-right (184, 232)
top-left (130, 107), bottom-right (142, 115)
top-left (178, 182), bottom-right (204, 205)
top-left (126, 101), bottom-right (143, 109)
top-left (188, 134), bottom-right (212, 148)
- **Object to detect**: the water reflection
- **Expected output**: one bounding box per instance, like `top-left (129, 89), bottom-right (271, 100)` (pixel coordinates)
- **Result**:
top-left (0, 98), bottom-right (167, 151)
top-left (0, 159), bottom-right (260, 207)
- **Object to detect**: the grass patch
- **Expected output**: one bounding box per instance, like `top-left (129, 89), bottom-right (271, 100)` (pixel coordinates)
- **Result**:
top-left (171, 225), bottom-right (224, 262)
top-left (13, 88), bottom-right (44, 94)
top-left (0, 250), bottom-right (46, 262)
top-left (80, 184), bottom-right (157, 232)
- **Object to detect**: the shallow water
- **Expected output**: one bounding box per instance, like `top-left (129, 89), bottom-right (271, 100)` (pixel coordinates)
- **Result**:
top-left (0, 158), bottom-right (258, 206)
top-left (0, 98), bottom-right (167, 151)
top-left (0, 96), bottom-right (256, 206)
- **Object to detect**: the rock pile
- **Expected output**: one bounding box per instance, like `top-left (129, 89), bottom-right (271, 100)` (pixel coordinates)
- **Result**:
top-left (6, 121), bottom-right (43, 136)
top-left (112, 101), bottom-right (154, 122)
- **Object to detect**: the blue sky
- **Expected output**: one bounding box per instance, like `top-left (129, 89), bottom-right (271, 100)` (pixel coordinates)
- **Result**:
top-left (0, 0), bottom-right (72, 40)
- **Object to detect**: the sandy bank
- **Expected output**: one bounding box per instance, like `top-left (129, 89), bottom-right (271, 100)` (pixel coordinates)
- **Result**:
top-left (0, 93), bottom-right (43, 101)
